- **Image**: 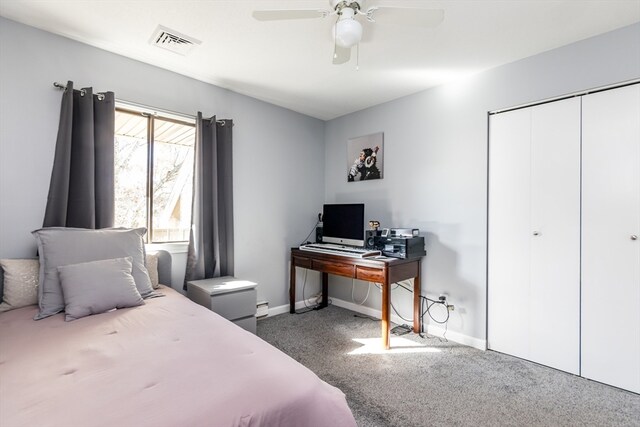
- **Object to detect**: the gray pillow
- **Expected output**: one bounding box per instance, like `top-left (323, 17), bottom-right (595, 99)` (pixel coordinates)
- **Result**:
top-left (32, 227), bottom-right (156, 320)
top-left (57, 257), bottom-right (144, 321)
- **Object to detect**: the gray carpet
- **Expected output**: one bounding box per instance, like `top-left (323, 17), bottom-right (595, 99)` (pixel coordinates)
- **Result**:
top-left (257, 305), bottom-right (640, 427)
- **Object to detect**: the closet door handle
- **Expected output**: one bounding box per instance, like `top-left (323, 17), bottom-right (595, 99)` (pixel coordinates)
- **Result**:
top-left (632, 235), bottom-right (638, 241)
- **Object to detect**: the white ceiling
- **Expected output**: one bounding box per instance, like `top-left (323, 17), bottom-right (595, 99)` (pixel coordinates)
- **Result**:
top-left (1, 0), bottom-right (639, 120)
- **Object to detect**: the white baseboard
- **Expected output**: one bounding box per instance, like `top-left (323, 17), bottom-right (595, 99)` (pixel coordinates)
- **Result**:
top-left (264, 298), bottom-right (319, 318)
top-left (331, 298), bottom-right (486, 350)
top-left (423, 323), bottom-right (487, 351)
top-left (266, 297), bottom-right (487, 351)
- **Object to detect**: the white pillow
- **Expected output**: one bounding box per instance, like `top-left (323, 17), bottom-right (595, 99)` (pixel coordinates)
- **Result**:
top-left (0, 259), bottom-right (39, 312)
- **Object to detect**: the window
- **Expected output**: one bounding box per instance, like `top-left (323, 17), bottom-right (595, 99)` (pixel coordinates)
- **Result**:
top-left (114, 107), bottom-right (195, 243)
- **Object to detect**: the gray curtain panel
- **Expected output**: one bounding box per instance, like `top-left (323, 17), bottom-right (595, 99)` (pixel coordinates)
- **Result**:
top-left (184, 113), bottom-right (234, 289)
top-left (43, 80), bottom-right (115, 229)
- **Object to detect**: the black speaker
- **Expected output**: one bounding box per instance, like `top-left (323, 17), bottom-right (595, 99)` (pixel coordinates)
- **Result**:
top-left (365, 230), bottom-right (381, 249)
top-left (315, 226), bottom-right (323, 243)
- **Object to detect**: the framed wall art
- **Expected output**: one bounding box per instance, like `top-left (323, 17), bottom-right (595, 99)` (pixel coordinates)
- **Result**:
top-left (347, 132), bottom-right (383, 182)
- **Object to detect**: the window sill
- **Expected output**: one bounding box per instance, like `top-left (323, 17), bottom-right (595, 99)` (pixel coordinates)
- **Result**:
top-left (146, 242), bottom-right (189, 255)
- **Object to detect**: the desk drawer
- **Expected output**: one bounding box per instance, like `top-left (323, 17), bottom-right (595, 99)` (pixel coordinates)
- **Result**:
top-left (293, 256), bottom-right (312, 269)
top-left (356, 265), bottom-right (386, 283)
top-left (312, 259), bottom-right (355, 277)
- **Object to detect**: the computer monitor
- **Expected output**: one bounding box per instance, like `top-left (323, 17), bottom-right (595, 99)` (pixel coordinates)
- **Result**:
top-left (322, 203), bottom-right (365, 247)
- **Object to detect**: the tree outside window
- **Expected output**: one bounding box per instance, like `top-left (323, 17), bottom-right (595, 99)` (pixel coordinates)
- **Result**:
top-left (114, 108), bottom-right (195, 242)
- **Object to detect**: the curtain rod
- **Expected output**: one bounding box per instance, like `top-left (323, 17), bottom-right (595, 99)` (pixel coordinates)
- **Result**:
top-left (53, 82), bottom-right (230, 126)
top-left (53, 81), bottom-right (106, 101)
top-left (116, 98), bottom-right (229, 127)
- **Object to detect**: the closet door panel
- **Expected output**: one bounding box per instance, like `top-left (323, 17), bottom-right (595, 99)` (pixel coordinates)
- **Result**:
top-left (582, 84), bottom-right (640, 393)
top-left (488, 108), bottom-right (532, 358)
top-left (529, 99), bottom-right (581, 374)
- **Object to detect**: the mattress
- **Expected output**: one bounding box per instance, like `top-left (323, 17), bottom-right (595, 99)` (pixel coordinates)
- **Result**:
top-left (0, 286), bottom-right (356, 427)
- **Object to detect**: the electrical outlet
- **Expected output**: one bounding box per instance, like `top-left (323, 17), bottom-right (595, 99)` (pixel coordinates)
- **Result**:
top-left (256, 301), bottom-right (269, 318)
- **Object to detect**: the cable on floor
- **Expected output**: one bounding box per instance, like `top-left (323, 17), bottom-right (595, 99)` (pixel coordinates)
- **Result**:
top-left (353, 313), bottom-right (378, 321)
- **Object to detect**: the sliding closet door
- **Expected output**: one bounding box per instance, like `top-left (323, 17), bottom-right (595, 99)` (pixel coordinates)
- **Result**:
top-left (582, 84), bottom-right (640, 393)
top-left (488, 98), bottom-right (580, 374)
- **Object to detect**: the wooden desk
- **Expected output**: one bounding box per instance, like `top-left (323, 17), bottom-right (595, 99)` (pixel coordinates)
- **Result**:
top-left (290, 248), bottom-right (422, 349)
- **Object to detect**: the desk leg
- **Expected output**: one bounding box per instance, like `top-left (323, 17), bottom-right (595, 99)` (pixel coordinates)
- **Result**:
top-left (381, 281), bottom-right (390, 350)
top-left (289, 261), bottom-right (296, 314)
top-left (321, 272), bottom-right (328, 308)
top-left (413, 262), bottom-right (421, 333)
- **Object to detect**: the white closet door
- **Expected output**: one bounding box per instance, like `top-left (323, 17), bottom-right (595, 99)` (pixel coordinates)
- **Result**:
top-left (488, 98), bottom-right (580, 374)
top-left (488, 108), bottom-right (532, 359)
top-left (529, 99), bottom-right (581, 374)
top-left (582, 84), bottom-right (640, 393)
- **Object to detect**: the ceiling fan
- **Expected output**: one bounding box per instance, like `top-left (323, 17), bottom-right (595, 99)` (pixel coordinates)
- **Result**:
top-left (252, 1), bottom-right (444, 65)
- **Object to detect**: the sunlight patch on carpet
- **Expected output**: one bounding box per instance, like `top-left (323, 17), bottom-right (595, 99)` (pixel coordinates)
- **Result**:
top-left (348, 337), bottom-right (441, 355)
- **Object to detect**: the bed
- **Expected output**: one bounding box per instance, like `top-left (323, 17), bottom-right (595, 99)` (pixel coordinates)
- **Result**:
top-left (0, 245), bottom-right (356, 426)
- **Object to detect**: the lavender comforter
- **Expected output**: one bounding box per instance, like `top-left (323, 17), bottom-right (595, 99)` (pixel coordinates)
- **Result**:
top-left (0, 286), bottom-right (356, 427)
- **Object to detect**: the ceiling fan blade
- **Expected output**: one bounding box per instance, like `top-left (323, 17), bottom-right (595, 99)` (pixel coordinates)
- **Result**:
top-left (252, 9), bottom-right (330, 21)
top-left (367, 7), bottom-right (444, 27)
top-left (333, 46), bottom-right (351, 65)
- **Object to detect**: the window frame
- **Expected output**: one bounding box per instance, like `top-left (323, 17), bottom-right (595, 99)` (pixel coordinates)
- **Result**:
top-left (115, 105), bottom-right (196, 244)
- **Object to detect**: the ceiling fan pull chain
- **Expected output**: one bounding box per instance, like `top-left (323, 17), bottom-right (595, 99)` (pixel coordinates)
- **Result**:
top-left (333, 19), bottom-right (339, 60)
top-left (356, 43), bottom-right (360, 71)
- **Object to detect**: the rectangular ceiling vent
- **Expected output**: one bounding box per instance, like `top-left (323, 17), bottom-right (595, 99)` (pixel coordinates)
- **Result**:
top-left (150, 25), bottom-right (201, 56)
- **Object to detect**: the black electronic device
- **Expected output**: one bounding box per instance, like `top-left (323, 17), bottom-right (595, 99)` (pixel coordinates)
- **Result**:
top-left (322, 203), bottom-right (365, 247)
top-left (372, 236), bottom-right (426, 259)
top-left (365, 229), bottom-right (381, 249)
top-left (315, 226), bottom-right (323, 243)
top-left (390, 228), bottom-right (419, 237)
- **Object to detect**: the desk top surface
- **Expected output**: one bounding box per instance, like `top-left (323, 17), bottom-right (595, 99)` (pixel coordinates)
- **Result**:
top-left (291, 247), bottom-right (422, 267)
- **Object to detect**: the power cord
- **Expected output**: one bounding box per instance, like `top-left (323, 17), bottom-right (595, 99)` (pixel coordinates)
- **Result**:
top-left (295, 269), bottom-right (320, 314)
top-left (294, 268), bottom-right (333, 315)
top-left (302, 269), bottom-right (312, 309)
top-left (374, 283), bottom-right (413, 322)
top-left (419, 296), bottom-right (450, 342)
top-left (294, 216), bottom-right (321, 314)
top-left (298, 218), bottom-right (320, 246)
top-left (391, 300), bottom-right (412, 322)
top-left (379, 281), bottom-right (452, 341)
top-left (351, 279), bottom-right (371, 305)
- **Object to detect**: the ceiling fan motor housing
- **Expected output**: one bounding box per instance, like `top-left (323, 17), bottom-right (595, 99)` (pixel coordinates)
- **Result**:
top-left (332, 1), bottom-right (363, 48)
top-left (331, 0), bottom-right (363, 10)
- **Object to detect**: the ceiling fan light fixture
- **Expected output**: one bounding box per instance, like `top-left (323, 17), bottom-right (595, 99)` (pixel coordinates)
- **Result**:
top-left (333, 18), bottom-right (362, 48)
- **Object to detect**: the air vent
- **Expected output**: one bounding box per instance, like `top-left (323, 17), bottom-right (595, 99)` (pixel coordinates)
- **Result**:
top-left (149, 25), bottom-right (201, 55)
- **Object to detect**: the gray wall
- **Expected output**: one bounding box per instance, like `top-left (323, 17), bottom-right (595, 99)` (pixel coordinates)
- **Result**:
top-left (0, 17), bottom-right (325, 307)
top-left (324, 23), bottom-right (640, 342)
top-left (2, 16), bottom-right (639, 342)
